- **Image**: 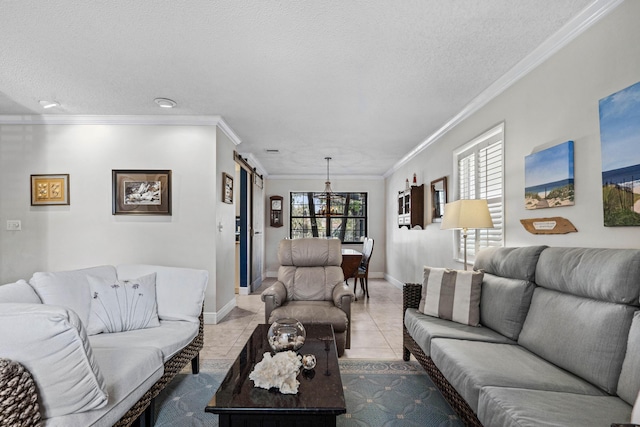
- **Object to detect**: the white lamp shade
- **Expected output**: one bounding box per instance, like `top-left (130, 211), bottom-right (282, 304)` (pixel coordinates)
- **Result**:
top-left (441, 199), bottom-right (494, 230)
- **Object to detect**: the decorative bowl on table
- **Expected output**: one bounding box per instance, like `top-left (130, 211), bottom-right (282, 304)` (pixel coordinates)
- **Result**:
top-left (268, 318), bottom-right (306, 352)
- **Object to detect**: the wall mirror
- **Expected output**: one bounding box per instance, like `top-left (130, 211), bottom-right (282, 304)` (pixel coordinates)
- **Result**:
top-left (430, 176), bottom-right (447, 222)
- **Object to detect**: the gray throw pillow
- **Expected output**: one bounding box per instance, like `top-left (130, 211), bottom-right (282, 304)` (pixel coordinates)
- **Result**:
top-left (87, 273), bottom-right (160, 335)
top-left (419, 267), bottom-right (484, 326)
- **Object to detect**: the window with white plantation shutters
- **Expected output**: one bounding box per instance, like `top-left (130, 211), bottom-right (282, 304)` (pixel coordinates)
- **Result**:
top-left (453, 124), bottom-right (504, 262)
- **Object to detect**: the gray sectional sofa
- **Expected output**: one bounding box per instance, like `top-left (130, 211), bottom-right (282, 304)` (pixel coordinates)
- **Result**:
top-left (403, 246), bottom-right (640, 426)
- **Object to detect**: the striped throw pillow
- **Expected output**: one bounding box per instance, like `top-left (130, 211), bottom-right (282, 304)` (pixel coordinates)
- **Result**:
top-left (419, 267), bottom-right (484, 326)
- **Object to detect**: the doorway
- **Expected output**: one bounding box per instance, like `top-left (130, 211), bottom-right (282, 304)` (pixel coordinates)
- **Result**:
top-left (234, 153), bottom-right (264, 295)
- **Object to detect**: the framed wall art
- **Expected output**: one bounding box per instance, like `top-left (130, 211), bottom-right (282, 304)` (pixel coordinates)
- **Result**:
top-left (222, 172), bottom-right (234, 204)
top-left (112, 169), bottom-right (171, 215)
top-left (254, 173), bottom-right (263, 189)
top-left (524, 140), bottom-right (574, 210)
top-left (599, 80), bottom-right (640, 226)
top-left (31, 174), bottom-right (70, 206)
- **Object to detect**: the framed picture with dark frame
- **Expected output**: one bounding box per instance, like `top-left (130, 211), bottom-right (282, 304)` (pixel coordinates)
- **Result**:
top-left (222, 172), bottom-right (234, 204)
top-left (31, 174), bottom-right (70, 206)
top-left (112, 169), bottom-right (172, 215)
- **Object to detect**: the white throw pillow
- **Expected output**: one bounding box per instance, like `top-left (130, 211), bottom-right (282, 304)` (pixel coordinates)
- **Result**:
top-left (117, 264), bottom-right (208, 323)
top-left (0, 280), bottom-right (42, 303)
top-left (0, 303), bottom-right (108, 418)
top-left (419, 267), bottom-right (484, 326)
top-left (29, 265), bottom-right (118, 327)
top-left (87, 273), bottom-right (160, 335)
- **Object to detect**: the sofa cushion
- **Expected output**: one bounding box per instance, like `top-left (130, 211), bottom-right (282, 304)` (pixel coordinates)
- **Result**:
top-left (47, 346), bottom-right (164, 427)
top-left (419, 267), bottom-right (483, 326)
top-left (518, 288), bottom-right (635, 394)
top-left (474, 245), bottom-right (547, 282)
top-left (535, 247), bottom-right (640, 305)
top-left (404, 308), bottom-right (513, 356)
top-left (430, 339), bottom-right (606, 413)
top-left (116, 265), bottom-right (208, 323)
top-left (90, 319), bottom-right (199, 362)
top-left (618, 311), bottom-right (640, 405)
top-left (268, 301), bottom-right (348, 333)
top-left (0, 279), bottom-right (41, 303)
top-left (29, 265), bottom-right (118, 327)
top-left (0, 303), bottom-right (108, 419)
top-left (478, 387), bottom-right (632, 427)
top-left (633, 392), bottom-right (640, 424)
top-left (278, 265), bottom-right (344, 301)
top-left (87, 273), bottom-right (160, 335)
top-left (479, 273), bottom-right (535, 340)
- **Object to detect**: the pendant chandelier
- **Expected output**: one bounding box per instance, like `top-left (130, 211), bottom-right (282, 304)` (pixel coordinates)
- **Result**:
top-left (321, 156), bottom-right (334, 197)
top-left (317, 157), bottom-right (342, 214)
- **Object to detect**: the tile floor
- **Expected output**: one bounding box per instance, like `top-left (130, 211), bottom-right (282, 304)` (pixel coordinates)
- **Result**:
top-left (201, 278), bottom-right (406, 361)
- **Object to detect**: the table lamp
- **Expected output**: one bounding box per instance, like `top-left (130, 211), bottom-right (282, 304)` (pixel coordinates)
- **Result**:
top-left (441, 199), bottom-right (494, 270)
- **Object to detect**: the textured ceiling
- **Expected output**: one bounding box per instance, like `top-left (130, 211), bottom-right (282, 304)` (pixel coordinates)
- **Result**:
top-left (0, 1), bottom-right (602, 176)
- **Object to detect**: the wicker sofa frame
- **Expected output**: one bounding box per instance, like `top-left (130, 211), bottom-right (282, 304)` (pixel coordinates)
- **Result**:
top-left (402, 283), bottom-right (482, 427)
top-left (0, 311), bottom-right (204, 427)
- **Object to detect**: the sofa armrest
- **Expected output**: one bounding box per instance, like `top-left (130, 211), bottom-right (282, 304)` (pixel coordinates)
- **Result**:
top-left (261, 281), bottom-right (287, 323)
top-left (332, 283), bottom-right (355, 309)
top-left (332, 283), bottom-right (354, 349)
top-left (403, 283), bottom-right (422, 313)
top-left (0, 358), bottom-right (42, 426)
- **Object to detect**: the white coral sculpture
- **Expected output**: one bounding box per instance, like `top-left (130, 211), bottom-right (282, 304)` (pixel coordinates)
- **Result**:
top-left (249, 351), bottom-right (302, 394)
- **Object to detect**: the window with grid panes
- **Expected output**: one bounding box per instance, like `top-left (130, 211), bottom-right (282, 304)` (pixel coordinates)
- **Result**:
top-left (290, 192), bottom-right (367, 243)
top-left (453, 124), bottom-right (504, 262)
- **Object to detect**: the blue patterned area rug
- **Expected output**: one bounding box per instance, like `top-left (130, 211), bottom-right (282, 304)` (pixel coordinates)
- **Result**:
top-left (154, 359), bottom-right (463, 427)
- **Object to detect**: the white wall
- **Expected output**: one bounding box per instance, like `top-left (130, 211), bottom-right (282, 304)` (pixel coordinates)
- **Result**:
top-left (214, 128), bottom-right (239, 321)
top-left (0, 122), bottom-right (230, 320)
top-left (385, 0), bottom-right (640, 286)
top-left (264, 177), bottom-right (385, 277)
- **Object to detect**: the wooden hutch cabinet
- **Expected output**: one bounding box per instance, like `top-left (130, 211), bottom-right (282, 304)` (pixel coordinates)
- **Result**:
top-left (398, 184), bottom-right (425, 229)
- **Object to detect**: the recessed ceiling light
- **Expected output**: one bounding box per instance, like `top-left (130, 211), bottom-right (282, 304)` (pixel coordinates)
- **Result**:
top-left (154, 98), bottom-right (177, 108)
top-left (39, 100), bottom-right (60, 109)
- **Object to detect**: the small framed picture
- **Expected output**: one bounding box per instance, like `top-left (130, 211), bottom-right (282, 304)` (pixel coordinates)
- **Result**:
top-left (222, 172), bottom-right (234, 204)
top-left (31, 174), bottom-right (70, 206)
top-left (112, 170), bottom-right (171, 215)
top-left (254, 174), bottom-right (264, 189)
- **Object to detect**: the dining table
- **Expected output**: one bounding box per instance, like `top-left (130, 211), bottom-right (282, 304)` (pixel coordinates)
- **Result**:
top-left (341, 248), bottom-right (363, 285)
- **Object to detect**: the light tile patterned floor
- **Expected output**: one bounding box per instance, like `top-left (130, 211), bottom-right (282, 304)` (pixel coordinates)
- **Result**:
top-left (201, 278), bottom-right (405, 361)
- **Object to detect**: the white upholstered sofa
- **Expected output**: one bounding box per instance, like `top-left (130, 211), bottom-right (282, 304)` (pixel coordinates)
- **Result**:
top-left (0, 264), bottom-right (208, 427)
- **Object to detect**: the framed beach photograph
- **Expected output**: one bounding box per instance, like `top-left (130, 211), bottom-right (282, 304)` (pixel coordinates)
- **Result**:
top-left (222, 172), bottom-right (234, 204)
top-left (31, 174), bottom-right (70, 206)
top-left (112, 169), bottom-right (171, 215)
top-left (599, 80), bottom-right (640, 226)
top-left (524, 140), bottom-right (574, 210)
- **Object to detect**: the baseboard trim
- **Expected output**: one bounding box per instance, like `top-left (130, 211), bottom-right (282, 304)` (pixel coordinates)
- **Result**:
top-left (384, 273), bottom-right (404, 290)
top-left (203, 298), bottom-right (236, 324)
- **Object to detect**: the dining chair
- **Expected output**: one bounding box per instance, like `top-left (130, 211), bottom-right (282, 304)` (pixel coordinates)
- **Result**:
top-left (353, 237), bottom-right (374, 300)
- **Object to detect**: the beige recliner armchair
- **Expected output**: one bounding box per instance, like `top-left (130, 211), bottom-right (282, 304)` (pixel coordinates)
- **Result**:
top-left (261, 238), bottom-right (355, 356)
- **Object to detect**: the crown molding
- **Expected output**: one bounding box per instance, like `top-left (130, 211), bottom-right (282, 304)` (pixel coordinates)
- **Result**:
top-left (267, 174), bottom-right (383, 181)
top-left (236, 152), bottom-right (267, 177)
top-left (0, 114), bottom-right (242, 145)
top-left (215, 117), bottom-right (242, 146)
top-left (384, 0), bottom-right (623, 178)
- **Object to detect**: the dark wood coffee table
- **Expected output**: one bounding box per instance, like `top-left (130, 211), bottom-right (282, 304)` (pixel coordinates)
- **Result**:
top-left (205, 324), bottom-right (346, 427)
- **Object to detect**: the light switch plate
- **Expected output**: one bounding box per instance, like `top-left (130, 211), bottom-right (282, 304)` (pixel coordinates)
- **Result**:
top-left (6, 220), bottom-right (21, 231)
